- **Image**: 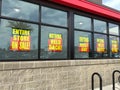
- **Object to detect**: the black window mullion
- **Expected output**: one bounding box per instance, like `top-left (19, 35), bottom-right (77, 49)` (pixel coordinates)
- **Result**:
top-left (107, 22), bottom-right (110, 58)
top-left (68, 11), bottom-right (74, 59)
top-left (91, 18), bottom-right (94, 58)
top-left (119, 25), bottom-right (120, 36)
top-left (38, 5), bottom-right (41, 59)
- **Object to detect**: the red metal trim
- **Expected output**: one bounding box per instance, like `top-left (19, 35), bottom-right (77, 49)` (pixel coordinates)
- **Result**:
top-left (52, 0), bottom-right (120, 21)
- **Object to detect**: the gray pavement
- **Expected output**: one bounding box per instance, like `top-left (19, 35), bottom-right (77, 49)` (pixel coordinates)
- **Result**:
top-left (95, 83), bottom-right (120, 90)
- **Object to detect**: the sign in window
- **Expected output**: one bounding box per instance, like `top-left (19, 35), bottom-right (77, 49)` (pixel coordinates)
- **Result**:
top-left (48, 33), bottom-right (62, 52)
top-left (10, 28), bottom-right (31, 51)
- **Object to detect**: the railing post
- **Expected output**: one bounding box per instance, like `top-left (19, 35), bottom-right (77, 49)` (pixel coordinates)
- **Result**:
top-left (92, 72), bottom-right (102, 90)
top-left (118, 76), bottom-right (120, 83)
top-left (112, 70), bottom-right (120, 90)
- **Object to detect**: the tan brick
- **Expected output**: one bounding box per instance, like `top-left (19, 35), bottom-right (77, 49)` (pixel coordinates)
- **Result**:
top-left (0, 86), bottom-right (4, 90)
top-left (0, 59), bottom-right (120, 90)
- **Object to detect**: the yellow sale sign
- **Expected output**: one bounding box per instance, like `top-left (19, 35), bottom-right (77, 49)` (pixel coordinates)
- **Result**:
top-left (48, 33), bottom-right (62, 52)
top-left (10, 28), bottom-right (31, 51)
top-left (111, 40), bottom-right (118, 53)
top-left (96, 39), bottom-right (105, 52)
top-left (79, 37), bottom-right (89, 52)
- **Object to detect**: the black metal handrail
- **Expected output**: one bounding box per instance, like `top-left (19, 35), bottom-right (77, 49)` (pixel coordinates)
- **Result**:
top-left (112, 70), bottom-right (120, 90)
top-left (92, 72), bottom-right (102, 90)
top-left (118, 76), bottom-right (120, 83)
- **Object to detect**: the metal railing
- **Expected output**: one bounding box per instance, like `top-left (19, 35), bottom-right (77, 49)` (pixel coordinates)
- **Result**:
top-left (118, 76), bottom-right (120, 83)
top-left (91, 70), bottom-right (120, 90)
top-left (112, 70), bottom-right (120, 90)
top-left (91, 72), bottom-right (102, 90)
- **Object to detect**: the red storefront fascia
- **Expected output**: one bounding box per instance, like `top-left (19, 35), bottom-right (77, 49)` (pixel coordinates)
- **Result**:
top-left (51, 0), bottom-right (120, 22)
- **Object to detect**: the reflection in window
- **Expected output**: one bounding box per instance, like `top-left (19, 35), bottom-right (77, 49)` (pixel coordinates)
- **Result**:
top-left (74, 31), bottom-right (92, 58)
top-left (41, 6), bottom-right (67, 27)
top-left (2, 0), bottom-right (39, 22)
top-left (94, 19), bottom-right (107, 33)
top-left (109, 23), bottom-right (119, 35)
top-left (74, 15), bottom-right (91, 30)
top-left (40, 26), bottom-right (67, 59)
top-left (0, 19), bottom-right (38, 60)
top-left (109, 36), bottom-right (119, 58)
top-left (94, 34), bottom-right (108, 58)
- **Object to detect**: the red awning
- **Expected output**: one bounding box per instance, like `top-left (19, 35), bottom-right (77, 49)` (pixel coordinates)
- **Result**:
top-left (52, 0), bottom-right (120, 21)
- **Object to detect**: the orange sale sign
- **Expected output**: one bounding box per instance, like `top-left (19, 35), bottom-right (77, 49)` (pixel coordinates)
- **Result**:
top-left (10, 28), bottom-right (31, 51)
top-left (111, 40), bottom-right (118, 53)
top-left (48, 33), bottom-right (62, 52)
top-left (96, 39), bottom-right (105, 52)
top-left (79, 37), bottom-right (89, 52)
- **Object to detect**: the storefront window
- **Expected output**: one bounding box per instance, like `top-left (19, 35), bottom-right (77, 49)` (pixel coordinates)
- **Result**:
top-left (41, 6), bottom-right (67, 27)
top-left (74, 15), bottom-right (91, 30)
top-left (0, 0), bottom-right (120, 60)
top-left (74, 31), bottom-right (92, 58)
top-left (109, 23), bottom-right (119, 35)
top-left (0, 19), bottom-right (38, 60)
top-left (1, 0), bottom-right (39, 22)
top-left (40, 26), bottom-right (67, 59)
top-left (94, 34), bottom-right (108, 58)
top-left (109, 36), bottom-right (119, 58)
top-left (94, 19), bottom-right (107, 33)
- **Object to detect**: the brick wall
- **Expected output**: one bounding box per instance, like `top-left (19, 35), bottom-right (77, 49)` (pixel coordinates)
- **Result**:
top-left (0, 59), bottom-right (120, 90)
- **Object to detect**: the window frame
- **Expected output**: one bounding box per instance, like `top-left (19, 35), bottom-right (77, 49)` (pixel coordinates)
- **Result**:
top-left (74, 30), bottom-right (93, 59)
top-left (0, 0), bottom-right (119, 61)
top-left (74, 14), bottom-right (92, 31)
top-left (109, 35), bottom-right (120, 58)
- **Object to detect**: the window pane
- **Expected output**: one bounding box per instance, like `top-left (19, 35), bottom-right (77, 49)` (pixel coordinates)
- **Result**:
top-left (94, 34), bottom-right (108, 58)
top-left (0, 19), bottom-right (38, 60)
top-left (74, 15), bottom-right (91, 30)
top-left (94, 19), bottom-right (107, 33)
top-left (109, 23), bottom-right (119, 35)
top-left (41, 26), bottom-right (67, 59)
top-left (109, 36), bottom-right (119, 58)
top-left (41, 6), bottom-right (67, 27)
top-left (2, 0), bottom-right (39, 22)
top-left (74, 31), bottom-right (92, 58)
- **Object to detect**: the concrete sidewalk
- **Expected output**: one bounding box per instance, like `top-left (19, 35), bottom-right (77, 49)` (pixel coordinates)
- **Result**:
top-left (95, 83), bottom-right (120, 90)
